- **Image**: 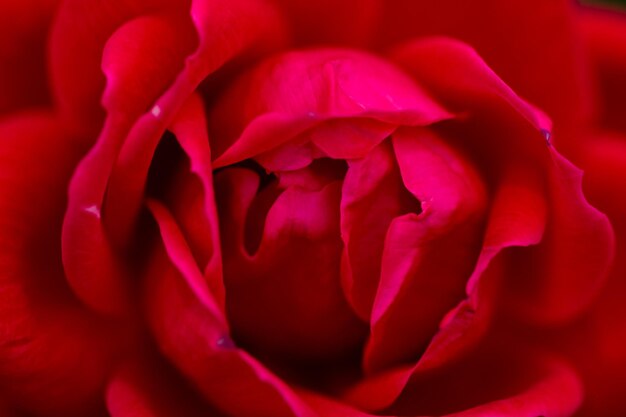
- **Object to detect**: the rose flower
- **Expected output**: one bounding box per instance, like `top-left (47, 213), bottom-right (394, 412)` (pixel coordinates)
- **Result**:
top-left (0, 1), bottom-right (624, 416)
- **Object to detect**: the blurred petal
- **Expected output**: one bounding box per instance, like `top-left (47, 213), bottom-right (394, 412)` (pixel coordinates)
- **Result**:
top-left (0, 0), bottom-right (58, 114)
top-left (363, 127), bottom-right (487, 373)
top-left (0, 112), bottom-right (118, 416)
top-left (49, 0), bottom-right (191, 132)
top-left (394, 37), bottom-right (614, 323)
top-left (62, 14), bottom-right (194, 315)
top-left (562, 132), bottom-right (626, 417)
top-left (298, 389), bottom-right (376, 417)
top-left (270, 0), bottom-right (380, 46)
top-left (387, 347), bottom-right (583, 417)
top-left (578, 7), bottom-right (626, 132)
top-left (106, 359), bottom-right (222, 417)
top-left (376, 0), bottom-right (591, 134)
top-left (391, 37), bottom-right (551, 133)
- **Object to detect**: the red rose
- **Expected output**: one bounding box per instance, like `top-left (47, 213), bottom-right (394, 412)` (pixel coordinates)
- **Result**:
top-left (0, 1), bottom-right (622, 417)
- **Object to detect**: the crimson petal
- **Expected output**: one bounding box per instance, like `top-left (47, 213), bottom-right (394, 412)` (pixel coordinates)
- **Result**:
top-left (393, 36), bottom-right (614, 323)
top-left (0, 112), bottom-right (118, 416)
top-left (145, 201), bottom-right (314, 417)
top-left (211, 48), bottom-right (451, 167)
top-left (0, 0), bottom-right (58, 114)
top-left (376, 0), bottom-right (591, 134)
top-left (363, 127), bottom-right (487, 374)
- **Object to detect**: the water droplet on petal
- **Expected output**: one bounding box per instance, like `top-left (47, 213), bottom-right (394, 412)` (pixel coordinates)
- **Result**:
top-left (216, 335), bottom-right (236, 349)
top-left (151, 105), bottom-right (162, 118)
top-left (84, 205), bottom-right (101, 218)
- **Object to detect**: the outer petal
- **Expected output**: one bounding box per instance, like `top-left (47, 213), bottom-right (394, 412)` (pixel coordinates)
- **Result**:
top-left (562, 132), bottom-right (626, 417)
top-left (387, 348), bottom-right (583, 417)
top-left (270, 0), bottom-right (379, 46)
top-left (305, 349), bottom-right (582, 417)
top-left (49, 0), bottom-right (191, 132)
top-left (393, 37), bottom-right (614, 323)
top-left (376, 0), bottom-right (592, 135)
top-left (390, 37), bottom-right (551, 133)
top-left (62, 14), bottom-right (196, 315)
top-left (106, 359), bottom-right (222, 417)
top-left (144, 202), bottom-right (315, 417)
top-left (501, 148), bottom-right (615, 323)
top-left (578, 6), bottom-right (626, 132)
top-left (0, 112), bottom-right (119, 416)
top-left (62, 0), bottom-right (285, 315)
top-left (0, 0), bottom-right (58, 114)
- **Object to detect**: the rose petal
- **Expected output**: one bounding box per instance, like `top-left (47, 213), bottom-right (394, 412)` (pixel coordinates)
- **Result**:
top-left (387, 347), bottom-right (583, 417)
top-left (321, 347), bottom-right (582, 417)
top-left (465, 162), bottom-right (548, 297)
top-left (363, 127), bottom-right (487, 374)
top-left (61, 14), bottom-right (195, 316)
top-left (341, 295), bottom-right (494, 411)
top-left (49, 0), bottom-right (190, 132)
top-left (145, 204), bottom-right (315, 417)
top-left (147, 200), bottom-right (225, 324)
top-left (568, 132), bottom-right (626, 417)
top-left (271, 0), bottom-right (380, 46)
top-left (297, 389), bottom-right (375, 417)
top-left (0, 0), bottom-right (58, 114)
top-left (106, 360), bottom-right (221, 417)
top-left (579, 6), bottom-right (626, 132)
top-left (211, 48), bottom-right (451, 167)
top-left (393, 37), bottom-right (614, 323)
top-left (0, 112), bottom-right (118, 416)
top-left (502, 148), bottom-right (615, 323)
top-left (377, 0), bottom-right (591, 133)
top-left (60, 0), bottom-right (287, 316)
top-left (339, 141), bottom-right (419, 321)
top-left (391, 37), bottom-right (551, 133)
top-left (104, 94), bottom-right (225, 308)
top-left (215, 170), bottom-right (367, 364)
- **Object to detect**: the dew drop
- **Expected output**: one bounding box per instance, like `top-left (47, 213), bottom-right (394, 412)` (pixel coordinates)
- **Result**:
top-left (84, 205), bottom-right (101, 218)
top-left (151, 105), bottom-right (162, 118)
top-left (216, 335), bottom-right (236, 349)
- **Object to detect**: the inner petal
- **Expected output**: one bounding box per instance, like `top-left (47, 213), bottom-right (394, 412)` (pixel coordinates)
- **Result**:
top-left (340, 140), bottom-right (422, 321)
top-left (214, 161), bottom-right (367, 389)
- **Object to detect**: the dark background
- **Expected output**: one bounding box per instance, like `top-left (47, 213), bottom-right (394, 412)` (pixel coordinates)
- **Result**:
top-left (585, 0), bottom-right (626, 7)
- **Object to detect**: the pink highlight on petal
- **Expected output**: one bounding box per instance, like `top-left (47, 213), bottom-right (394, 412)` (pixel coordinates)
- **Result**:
top-left (363, 127), bottom-right (487, 374)
top-left (210, 48), bottom-right (452, 167)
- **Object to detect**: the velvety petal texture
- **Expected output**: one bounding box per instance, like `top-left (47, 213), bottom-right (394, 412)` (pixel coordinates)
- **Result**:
top-left (0, 0), bottom-right (58, 114)
top-left (0, 113), bottom-right (120, 416)
top-left (374, 0), bottom-right (592, 136)
top-left (579, 6), bottom-right (626, 132)
top-left (1, 1), bottom-right (622, 416)
top-left (392, 37), bottom-right (613, 324)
